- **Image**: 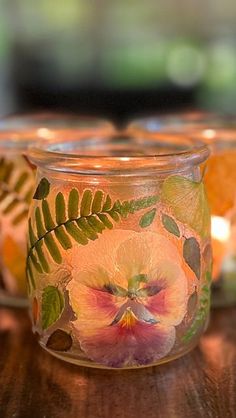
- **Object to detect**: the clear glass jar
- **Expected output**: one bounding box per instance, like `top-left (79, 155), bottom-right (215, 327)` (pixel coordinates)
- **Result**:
top-left (27, 133), bottom-right (211, 369)
top-left (127, 111), bottom-right (215, 136)
top-left (0, 114), bottom-right (113, 307)
top-left (194, 124), bottom-right (236, 307)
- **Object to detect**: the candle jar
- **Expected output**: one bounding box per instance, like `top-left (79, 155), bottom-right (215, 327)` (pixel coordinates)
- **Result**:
top-left (0, 114), bottom-right (113, 307)
top-left (27, 133), bottom-right (211, 369)
top-left (196, 126), bottom-right (236, 307)
top-left (0, 134), bottom-right (35, 306)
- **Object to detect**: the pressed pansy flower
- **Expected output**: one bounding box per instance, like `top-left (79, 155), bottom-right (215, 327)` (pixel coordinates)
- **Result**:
top-left (67, 230), bottom-right (188, 368)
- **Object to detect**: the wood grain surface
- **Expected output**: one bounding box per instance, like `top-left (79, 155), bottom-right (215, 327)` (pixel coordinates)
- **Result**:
top-left (0, 306), bottom-right (236, 418)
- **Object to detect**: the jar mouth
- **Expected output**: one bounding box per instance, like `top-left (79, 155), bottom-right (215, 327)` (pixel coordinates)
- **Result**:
top-left (29, 132), bottom-right (209, 175)
top-left (0, 113), bottom-right (114, 153)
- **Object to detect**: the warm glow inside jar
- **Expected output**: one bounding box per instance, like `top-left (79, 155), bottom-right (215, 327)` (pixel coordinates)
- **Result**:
top-left (0, 113), bottom-right (113, 307)
top-left (195, 125), bottom-right (236, 306)
top-left (28, 133), bottom-right (211, 369)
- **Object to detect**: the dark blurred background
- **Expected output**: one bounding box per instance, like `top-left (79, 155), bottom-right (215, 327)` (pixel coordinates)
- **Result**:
top-left (1, 0), bottom-right (236, 124)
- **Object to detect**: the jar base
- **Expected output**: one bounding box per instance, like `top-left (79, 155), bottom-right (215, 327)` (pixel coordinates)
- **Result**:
top-left (0, 292), bottom-right (28, 308)
top-left (40, 340), bottom-right (199, 370)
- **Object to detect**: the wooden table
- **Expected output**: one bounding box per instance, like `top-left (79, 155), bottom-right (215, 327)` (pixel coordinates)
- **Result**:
top-left (0, 306), bottom-right (236, 418)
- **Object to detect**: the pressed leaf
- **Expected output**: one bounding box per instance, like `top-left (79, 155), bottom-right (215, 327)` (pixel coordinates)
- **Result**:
top-left (68, 188), bottom-right (79, 219)
top-left (80, 189), bottom-right (92, 216)
top-left (97, 213), bottom-right (113, 229)
top-left (102, 194), bottom-right (112, 211)
top-left (109, 210), bottom-right (120, 222)
top-left (30, 251), bottom-right (43, 273)
top-left (65, 222), bottom-right (88, 245)
top-left (162, 214), bottom-right (180, 237)
top-left (42, 286), bottom-right (65, 330)
top-left (54, 226), bottom-right (72, 250)
top-left (183, 237), bottom-right (201, 279)
top-left (87, 215), bottom-right (106, 233)
top-left (77, 218), bottom-right (98, 240)
top-left (35, 207), bottom-right (46, 238)
top-left (44, 234), bottom-right (62, 264)
top-left (28, 219), bottom-right (37, 247)
top-left (139, 208), bottom-right (157, 228)
top-left (56, 192), bottom-right (66, 224)
top-left (35, 241), bottom-right (50, 273)
top-left (42, 200), bottom-right (55, 230)
top-left (92, 190), bottom-right (103, 213)
top-left (46, 329), bottom-right (72, 351)
top-left (12, 208), bottom-right (28, 225)
top-left (162, 175), bottom-right (210, 238)
top-left (3, 198), bottom-right (19, 214)
top-left (14, 172), bottom-right (29, 192)
top-left (33, 178), bottom-right (50, 200)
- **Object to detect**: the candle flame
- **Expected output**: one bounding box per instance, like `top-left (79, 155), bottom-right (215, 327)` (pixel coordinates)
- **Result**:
top-left (211, 216), bottom-right (230, 242)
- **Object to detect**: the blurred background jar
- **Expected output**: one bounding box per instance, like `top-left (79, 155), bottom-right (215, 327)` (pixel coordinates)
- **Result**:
top-left (0, 113), bottom-right (114, 307)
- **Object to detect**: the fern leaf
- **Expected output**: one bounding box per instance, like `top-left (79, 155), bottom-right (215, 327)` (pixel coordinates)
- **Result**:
top-left (35, 207), bottom-right (46, 238)
top-left (44, 234), bottom-right (62, 264)
top-left (92, 190), bottom-right (103, 213)
top-left (65, 222), bottom-right (88, 245)
top-left (56, 192), bottom-right (66, 224)
top-left (80, 190), bottom-right (92, 216)
top-left (68, 188), bottom-right (79, 219)
top-left (42, 200), bottom-right (55, 230)
top-left (87, 215), bottom-right (106, 233)
top-left (102, 194), bottom-right (112, 211)
top-left (97, 213), bottom-right (113, 229)
top-left (76, 218), bottom-right (98, 240)
top-left (35, 241), bottom-right (49, 273)
top-left (54, 226), bottom-right (72, 250)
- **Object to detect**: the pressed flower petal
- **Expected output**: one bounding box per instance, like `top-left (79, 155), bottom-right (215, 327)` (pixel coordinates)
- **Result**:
top-left (141, 260), bottom-right (188, 326)
top-left (115, 232), bottom-right (182, 284)
top-left (72, 309), bottom-right (176, 367)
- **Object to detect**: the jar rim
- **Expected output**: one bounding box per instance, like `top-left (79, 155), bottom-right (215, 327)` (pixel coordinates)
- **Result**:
top-left (29, 132), bottom-right (209, 176)
top-left (0, 113), bottom-right (114, 153)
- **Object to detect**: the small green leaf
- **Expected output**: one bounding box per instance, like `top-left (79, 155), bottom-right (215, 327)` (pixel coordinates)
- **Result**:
top-left (77, 218), bottom-right (98, 241)
top-left (102, 194), bottom-right (112, 211)
top-left (80, 190), bottom-right (92, 216)
top-left (46, 329), bottom-right (73, 351)
top-left (42, 200), bottom-right (55, 230)
top-left (54, 226), bottom-right (72, 250)
top-left (68, 188), bottom-right (79, 219)
top-left (44, 234), bottom-right (62, 264)
top-left (28, 219), bottom-right (37, 247)
top-left (14, 172), bottom-right (29, 192)
top-left (139, 208), bottom-right (156, 228)
top-left (87, 215), bottom-right (106, 233)
top-left (56, 192), bottom-right (66, 224)
top-left (65, 222), bottom-right (88, 245)
top-left (35, 241), bottom-right (50, 273)
top-left (183, 237), bottom-right (201, 279)
top-left (97, 213), bottom-right (113, 229)
top-left (162, 214), bottom-right (180, 237)
top-left (35, 207), bottom-right (46, 238)
top-left (33, 178), bottom-right (50, 200)
top-left (42, 286), bottom-right (65, 330)
top-left (92, 190), bottom-right (103, 213)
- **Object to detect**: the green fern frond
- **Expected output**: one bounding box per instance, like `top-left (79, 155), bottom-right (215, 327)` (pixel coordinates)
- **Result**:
top-left (26, 184), bottom-right (159, 290)
top-left (0, 158), bottom-right (34, 225)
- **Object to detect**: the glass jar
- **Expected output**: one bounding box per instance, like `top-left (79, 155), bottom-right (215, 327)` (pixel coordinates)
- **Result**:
top-left (194, 124), bottom-right (236, 307)
top-left (0, 114), bottom-right (113, 307)
top-left (127, 111), bottom-right (215, 136)
top-left (27, 133), bottom-right (211, 369)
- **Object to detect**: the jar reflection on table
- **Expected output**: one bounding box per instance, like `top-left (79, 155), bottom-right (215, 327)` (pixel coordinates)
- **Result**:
top-left (0, 114), bottom-right (114, 307)
top-left (27, 133), bottom-right (211, 369)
